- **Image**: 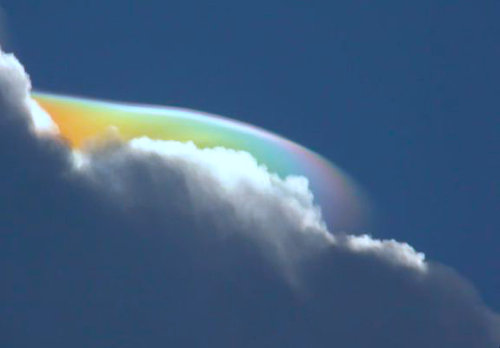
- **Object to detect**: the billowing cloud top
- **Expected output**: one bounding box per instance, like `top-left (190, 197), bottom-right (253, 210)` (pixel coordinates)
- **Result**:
top-left (0, 47), bottom-right (498, 347)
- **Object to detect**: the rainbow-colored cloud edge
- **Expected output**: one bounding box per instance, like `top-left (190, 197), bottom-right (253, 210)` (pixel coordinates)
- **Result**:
top-left (33, 92), bottom-right (369, 230)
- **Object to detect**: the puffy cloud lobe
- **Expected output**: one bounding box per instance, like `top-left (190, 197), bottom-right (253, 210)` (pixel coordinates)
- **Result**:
top-left (0, 48), bottom-right (498, 347)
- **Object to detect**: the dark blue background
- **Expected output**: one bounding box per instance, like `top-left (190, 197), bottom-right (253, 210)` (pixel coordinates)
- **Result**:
top-left (2, 0), bottom-right (499, 310)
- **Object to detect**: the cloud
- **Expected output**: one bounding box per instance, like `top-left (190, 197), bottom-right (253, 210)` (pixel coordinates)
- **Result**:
top-left (0, 47), bottom-right (498, 347)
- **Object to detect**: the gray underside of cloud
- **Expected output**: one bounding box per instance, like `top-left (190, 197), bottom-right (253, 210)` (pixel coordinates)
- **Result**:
top-left (0, 48), bottom-right (498, 347)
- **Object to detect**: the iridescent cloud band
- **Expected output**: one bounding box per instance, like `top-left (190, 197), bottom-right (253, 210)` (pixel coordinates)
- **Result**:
top-left (33, 92), bottom-right (369, 231)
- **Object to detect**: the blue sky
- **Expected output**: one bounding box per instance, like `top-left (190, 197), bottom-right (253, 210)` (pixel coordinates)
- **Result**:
top-left (1, 0), bottom-right (499, 329)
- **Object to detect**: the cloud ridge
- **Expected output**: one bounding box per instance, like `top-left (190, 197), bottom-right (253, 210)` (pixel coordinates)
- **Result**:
top-left (0, 47), bottom-right (498, 347)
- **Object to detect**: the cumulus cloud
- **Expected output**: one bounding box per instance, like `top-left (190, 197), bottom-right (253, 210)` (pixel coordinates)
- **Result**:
top-left (0, 47), bottom-right (498, 347)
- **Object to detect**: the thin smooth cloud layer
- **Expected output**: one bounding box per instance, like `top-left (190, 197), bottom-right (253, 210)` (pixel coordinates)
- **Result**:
top-left (0, 48), bottom-right (498, 347)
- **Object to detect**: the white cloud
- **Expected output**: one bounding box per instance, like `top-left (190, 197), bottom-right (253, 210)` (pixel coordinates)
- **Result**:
top-left (342, 234), bottom-right (427, 270)
top-left (0, 47), bottom-right (499, 347)
top-left (0, 46), bottom-right (58, 134)
top-left (80, 135), bottom-right (427, 276)
top-left (27, 97), bottom-right (60, 134)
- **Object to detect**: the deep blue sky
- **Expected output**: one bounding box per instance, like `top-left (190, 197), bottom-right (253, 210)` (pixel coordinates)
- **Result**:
top-left (2, 0), bottom-right (499, 310)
